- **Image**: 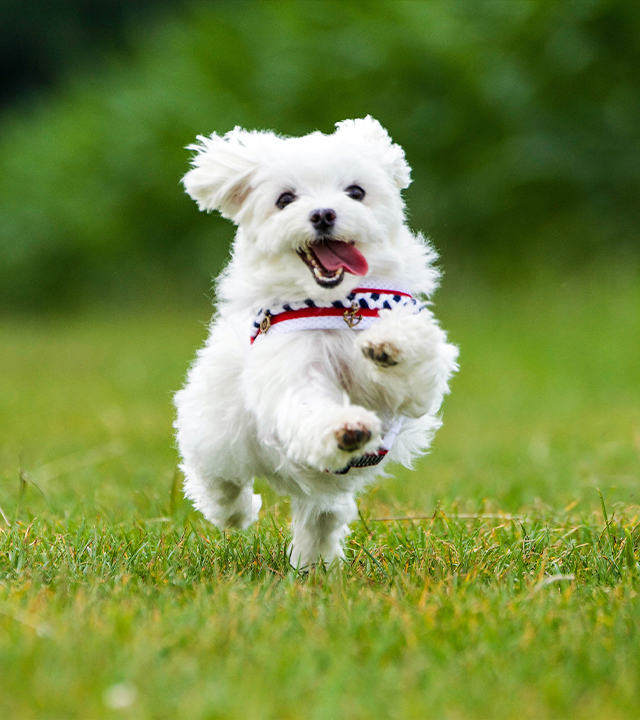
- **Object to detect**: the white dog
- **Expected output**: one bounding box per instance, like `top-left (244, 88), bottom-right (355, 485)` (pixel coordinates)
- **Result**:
top-left (174, 117), bottom-right (458, 568)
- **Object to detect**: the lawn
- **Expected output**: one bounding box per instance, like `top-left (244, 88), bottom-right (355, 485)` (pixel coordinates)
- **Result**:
top-left (1, 268), bottom-right (639, 719)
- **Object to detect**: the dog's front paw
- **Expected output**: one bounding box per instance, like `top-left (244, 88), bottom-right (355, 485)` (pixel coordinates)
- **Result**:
top-left (294, 406), bottom-right (381, 472)
top-left (358, 308), bottom-right (436, 371)
top-left (361, 339), bottom-right (401, 368)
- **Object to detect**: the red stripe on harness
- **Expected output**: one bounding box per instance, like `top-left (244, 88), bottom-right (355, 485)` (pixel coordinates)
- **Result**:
top-left (250, 306), bottom-right (380, 344)
top-left (271, 305), bottom-right (377, 325)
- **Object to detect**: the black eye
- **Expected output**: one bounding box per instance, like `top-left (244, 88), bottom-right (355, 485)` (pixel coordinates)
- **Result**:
top-left (346, 185), bottom-right (366, 201)
top-left (276, 191), bottom-right (296, 209)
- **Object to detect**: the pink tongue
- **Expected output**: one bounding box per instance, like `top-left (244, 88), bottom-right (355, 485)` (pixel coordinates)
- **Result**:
top-left (312, 240), bottom-right (368, 276)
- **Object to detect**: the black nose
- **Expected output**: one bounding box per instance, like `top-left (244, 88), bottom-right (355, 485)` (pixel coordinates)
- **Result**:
top-left (309, 208), bottom-right (336, 233)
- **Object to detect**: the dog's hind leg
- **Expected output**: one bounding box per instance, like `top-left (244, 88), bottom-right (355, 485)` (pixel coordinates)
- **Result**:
top-left (289, 495), bottom-right (357, 569)
top-left (181, 466), bottom-right (262, 531)
top-left (175, 316), bottom-right (263, 531)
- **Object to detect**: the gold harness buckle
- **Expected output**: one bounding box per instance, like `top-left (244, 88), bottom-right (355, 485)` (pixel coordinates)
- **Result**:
top-left (343, 303), bottom-right (362, 329)
top-left (259, 311), bottom-right (272, 335)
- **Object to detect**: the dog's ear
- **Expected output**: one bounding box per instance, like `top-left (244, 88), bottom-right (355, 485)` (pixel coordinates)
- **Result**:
top-left (334, 116), bottom-right (411, 190)
top-left (182, 128), bottom-right (259, 220)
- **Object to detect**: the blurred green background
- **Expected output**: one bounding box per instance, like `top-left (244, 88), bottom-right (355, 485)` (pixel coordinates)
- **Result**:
top-left (1, 0), bottom-right (639, 310)
top-left (1, 0), bottom-right (638, 520)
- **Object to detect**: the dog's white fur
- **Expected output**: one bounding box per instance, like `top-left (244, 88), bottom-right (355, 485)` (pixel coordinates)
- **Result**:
top-left (174, 117), bottom-right (458, 568)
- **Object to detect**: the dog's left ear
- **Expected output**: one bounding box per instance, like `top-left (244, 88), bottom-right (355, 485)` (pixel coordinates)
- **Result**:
top-left (182, 128), bottom-right (260, 220)
top-left (334, 116), bottom-right (412, 190)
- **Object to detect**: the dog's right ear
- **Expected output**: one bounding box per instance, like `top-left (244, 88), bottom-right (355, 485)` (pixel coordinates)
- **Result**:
top-left (182, 128), bottom-right (258, 220)
top-left (334, 116), bottom-right (411, 190)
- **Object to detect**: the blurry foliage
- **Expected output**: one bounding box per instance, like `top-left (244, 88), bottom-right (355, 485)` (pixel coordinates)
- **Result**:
top-left (0, 0), bottom-right (175, 106)
top-left (0, 0), bottom-right (639, 308)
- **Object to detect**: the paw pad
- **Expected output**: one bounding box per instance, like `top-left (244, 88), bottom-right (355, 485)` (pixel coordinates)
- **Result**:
top-left (362, 341), bottom-right (400, 367)
top-left (335, 423), bottom-right (372, 452)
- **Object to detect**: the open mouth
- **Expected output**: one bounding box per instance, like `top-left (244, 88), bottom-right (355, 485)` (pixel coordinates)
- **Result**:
top-left (297, 239), bottom-right (368, 288)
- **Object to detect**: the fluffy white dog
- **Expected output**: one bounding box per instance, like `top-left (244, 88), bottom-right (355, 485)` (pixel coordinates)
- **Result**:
top-left (174, 117), bottom-right (458, 568)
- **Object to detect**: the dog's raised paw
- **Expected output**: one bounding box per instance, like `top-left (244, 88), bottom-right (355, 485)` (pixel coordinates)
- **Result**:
top-left (335, 423), bottom-right (372, 452)
top-left (361, 341), bottom-right (401, 367)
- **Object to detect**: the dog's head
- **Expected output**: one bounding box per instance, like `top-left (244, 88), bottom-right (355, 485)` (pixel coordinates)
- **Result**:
top-left (183, 117), bottom-right (411, 294)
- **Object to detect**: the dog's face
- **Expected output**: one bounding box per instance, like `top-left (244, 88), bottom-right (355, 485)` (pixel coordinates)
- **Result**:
top-left (183, 117), bottom-right (411, 295)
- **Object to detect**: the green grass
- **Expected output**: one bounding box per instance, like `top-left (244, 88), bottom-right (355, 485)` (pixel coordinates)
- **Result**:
top-left (1, 269), bottom-right (639, 719)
